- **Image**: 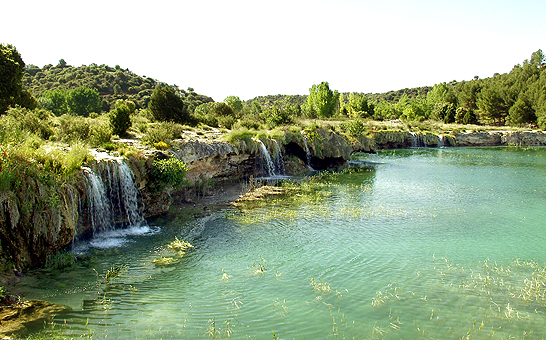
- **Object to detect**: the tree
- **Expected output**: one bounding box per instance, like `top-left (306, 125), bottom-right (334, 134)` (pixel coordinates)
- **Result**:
top-left (508, 97), bottom-right (535, 126)
top-left (347, 93), bottom-right (372, 118)
top-left (477, 84), bottom-right (510, 126)
top-left (148, 85), bottom-right (189, 123)
top-left (224, 96), bottom-right (243, 116)
top-left (41, 89), bottom-right (68, 115)
top-left (0, 44), bottom-right (36, 113)
top-left (66, 87), bottom-right (101, 116)
top-left (304, 82), bottom-right (338, 118)
top-left (109, 99), bottom-right (135, 136)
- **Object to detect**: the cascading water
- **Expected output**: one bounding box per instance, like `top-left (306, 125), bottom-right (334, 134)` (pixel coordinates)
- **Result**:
top-left (78, 154), bottom-right (150, 250)
top-left (257, 139), bottom-right (277, 177)
top-left (272, 139), bottom-right (285, 175)
top-left (255, 138), bottom-right (288, 178)
top-left (82, 166), bottom-right (114, 234)
top-left (438, 135), bottom-right (445, 148)
top-left (409, 132), bottom-right (427, 148)
top-left (301, 132), bottom-right (314, 170)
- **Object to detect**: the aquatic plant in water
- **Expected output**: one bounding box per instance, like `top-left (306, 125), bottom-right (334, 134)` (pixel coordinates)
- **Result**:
top-left (152, 236), bottom-right (194, 266)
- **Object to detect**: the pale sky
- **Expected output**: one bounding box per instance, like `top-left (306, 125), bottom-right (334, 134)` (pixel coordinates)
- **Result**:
top-left (2, 0), bottom-right (545, 101)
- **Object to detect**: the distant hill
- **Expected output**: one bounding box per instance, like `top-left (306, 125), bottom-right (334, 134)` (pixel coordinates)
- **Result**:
top-left (23, 62), bottom-right (213, 112)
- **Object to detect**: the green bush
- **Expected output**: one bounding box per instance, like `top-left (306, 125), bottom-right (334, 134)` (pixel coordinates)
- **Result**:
top-left (340, 119), bottom-right (368, 137)
top-left (234, 117), bottom-right (260, 130)
top-left (89, 120), bottom-right (112, 147)
top-left (141, 122), bottom-right (184, 145)
top-left (57, 114), bottom-right (90, 143)
top-left (224, 128), bottom-right (255, 145)
top-left (0, 146), bottom-right (26, 191)
top-left (150, 157), bottom-right (189, 189)
top-left (109, 100), bottom-right (134, 136)
top-left (6, 106), bottom-right (54, 140)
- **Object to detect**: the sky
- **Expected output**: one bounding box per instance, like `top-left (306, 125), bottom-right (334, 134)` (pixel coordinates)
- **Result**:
top-left (2, 0), bottom-right (545, 101)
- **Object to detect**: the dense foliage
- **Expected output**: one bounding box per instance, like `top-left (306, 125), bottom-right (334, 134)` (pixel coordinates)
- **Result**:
top-left (0, 44), bottom-right (37, 113)
top-left (109, 99), bottom-right (135, 136)
top-left (238, 50), bottom-right (545, 128)
top-left (23, 62), bottom-right (213, 113)
top-left (10, 45), bottom-right (546, 132)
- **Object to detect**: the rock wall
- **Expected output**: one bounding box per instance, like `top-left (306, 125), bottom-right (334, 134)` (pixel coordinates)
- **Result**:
top-left (169, 139), bottom-right (260, 182)
top-left (455, 131), bottom-right (546, 147)
top-left (0, 179), bottom-right (81, 269)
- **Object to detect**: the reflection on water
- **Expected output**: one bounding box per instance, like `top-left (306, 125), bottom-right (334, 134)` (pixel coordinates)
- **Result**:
top-left (19, 147), bottom-right (546, 339)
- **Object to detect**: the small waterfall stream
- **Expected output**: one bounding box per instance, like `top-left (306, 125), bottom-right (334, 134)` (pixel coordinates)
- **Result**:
top-left (272, 139), bottom-right (285, 176)
top-left (409, 132), bottom-right (427, 148)
top-left (301, 132), bottom-right (314, 170)
top-left (82, 166), bottom-right (114, 235)
top-left (257, 140), bottom-right (277, 177)
top-left (255, 139), bottom-right (287, 178)
top-left (78, 154), bottom-right (149, 249)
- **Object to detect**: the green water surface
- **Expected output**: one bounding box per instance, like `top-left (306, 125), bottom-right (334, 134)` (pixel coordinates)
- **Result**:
top-left (21, 147), bottom-right (546, 339)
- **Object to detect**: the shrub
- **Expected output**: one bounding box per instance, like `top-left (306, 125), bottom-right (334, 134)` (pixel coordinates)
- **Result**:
top-left (224, 128), bottom-right (254, 145)
top-left (89, 120), bottom-right (112, 147)
top-left (234, 118), bottom-right (260, 130)
top-left (148, 85), bottom-right (190, 124)
top-left (109, 100), bottom-right (134, 136)
top-left (57, 114), bottom-right (90, 143)
top-left (150, 157), bottom-right (189, 189)
top-left (340, 119), bottom-right (368, 137)
top-left (6, 106), bottom-right (54, 140)
top-left (141, 122), bottom-right (184, 145)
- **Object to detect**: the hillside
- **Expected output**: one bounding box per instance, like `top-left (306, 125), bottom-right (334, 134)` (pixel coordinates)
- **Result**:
top-left (22, 62), bottom-right (213, 112)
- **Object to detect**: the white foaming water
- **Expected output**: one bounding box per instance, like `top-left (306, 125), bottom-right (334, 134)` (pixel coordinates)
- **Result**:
top-left (74, 225), bottom-right (160, 252)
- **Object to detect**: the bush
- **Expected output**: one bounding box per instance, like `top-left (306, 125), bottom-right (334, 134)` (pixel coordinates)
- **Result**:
top-left (141, 122), bottom-right (184, 145)
top-left (89, 120), bottom-right (112, 147)
top-left (224, 128), bottom-right (255, 145)
top-left (340, 119), bottom-right (368, 137)
top-left (109, 100), bottom-right (134, 136)
top-left (6, 106), bottom-right (54, 140)
top-left (234, 117), bottom-right (260, 130)
top-left (194, 102), bottom-right (235, 127)
top-left (148, 85), bottom-right (190, 124)
top-left (150, 157), bottom-right (189, 189)
top-left (57, 114), bottom-right (90, 143)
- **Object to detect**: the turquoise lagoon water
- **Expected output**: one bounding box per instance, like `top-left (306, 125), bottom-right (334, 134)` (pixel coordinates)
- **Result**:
top-left (21, 147), bottom-right (546, 339)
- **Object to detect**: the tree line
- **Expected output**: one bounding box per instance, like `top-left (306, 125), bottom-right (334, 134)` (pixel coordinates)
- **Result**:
top-left (2, 43), bottom-right (546, 137)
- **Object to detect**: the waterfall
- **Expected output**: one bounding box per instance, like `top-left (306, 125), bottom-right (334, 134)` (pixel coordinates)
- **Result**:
top-left (257, 139), bottom-right (276, 177)
top-left (82, 156), bottom-right (146, 236)
top-left (438, 135), bottom-right (445, 148)
top-left (272, 139), bottom-right (285, 175)
top-left (301, 132), bottom-right (313, 170)
top-left (82, 166), bottom-right (114, 234)
top-left (409, 132), bottom-right (427, 148)
top-left (255, 139), bottom-right (287, 178)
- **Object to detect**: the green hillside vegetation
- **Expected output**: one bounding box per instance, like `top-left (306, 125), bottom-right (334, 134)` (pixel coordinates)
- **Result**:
top-left (23, 60), bottom-right (214, 113)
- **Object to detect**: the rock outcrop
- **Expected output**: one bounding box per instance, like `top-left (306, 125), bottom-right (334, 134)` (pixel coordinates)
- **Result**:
top-left (455, 131), bottom-right (546, 147)
top-left (169, 139), bottom-right (259, 182)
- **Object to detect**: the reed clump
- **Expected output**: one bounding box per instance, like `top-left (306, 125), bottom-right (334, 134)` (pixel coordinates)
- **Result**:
top-left (152, 237), bottom-right (194, 266)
